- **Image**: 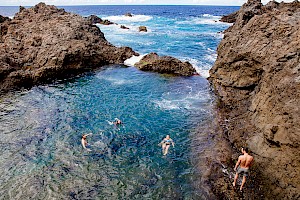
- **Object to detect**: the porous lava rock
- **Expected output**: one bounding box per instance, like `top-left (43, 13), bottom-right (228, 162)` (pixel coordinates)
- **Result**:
top-left (0, 3), bottom-right (138, 93)
top-left (208, 0), bottom-right (300, 199)
top-left (134, 52), bottom-right (196, 76)
top-left (138, 26), bottom-right (147, 32)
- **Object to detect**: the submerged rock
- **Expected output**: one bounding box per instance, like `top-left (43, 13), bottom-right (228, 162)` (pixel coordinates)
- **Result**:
top-left (209, 0), bottom-right (300, 199)
top-left (0, 3), bottom-right (138, 93)
top-left (134, 53), bottom-right (196, 76)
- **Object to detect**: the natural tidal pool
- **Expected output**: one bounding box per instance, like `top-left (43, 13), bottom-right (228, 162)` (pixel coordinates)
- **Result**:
top-left (0, 65), bottom-right (214, 199)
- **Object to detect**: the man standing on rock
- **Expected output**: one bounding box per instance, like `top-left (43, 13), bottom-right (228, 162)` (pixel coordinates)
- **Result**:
top-left (233, 147), bottom-right (254, 191)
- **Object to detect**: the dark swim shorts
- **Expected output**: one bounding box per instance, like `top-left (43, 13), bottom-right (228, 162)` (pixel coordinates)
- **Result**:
top-left (237, 167), bottom-right (249, 177)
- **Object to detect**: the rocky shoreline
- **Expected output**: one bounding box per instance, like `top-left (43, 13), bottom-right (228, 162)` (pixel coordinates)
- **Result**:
top-left (0, 3), bottom-right (195, 94)
top-left (0, 3), bottom-right (139, 93)
top-left (1, 1), bottom-right (298, 199)
top-left (207, 0), bottom-right (300, 199)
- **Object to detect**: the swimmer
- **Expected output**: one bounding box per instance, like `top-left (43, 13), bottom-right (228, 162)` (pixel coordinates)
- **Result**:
top-left (81, 133), bottom-right (92, 151)
top-left (114, 118), bottom-right (122, 125)
top-left (233, 147), bottom-right (254, 191)
top-left (158, 135), bottom-right (175, 156)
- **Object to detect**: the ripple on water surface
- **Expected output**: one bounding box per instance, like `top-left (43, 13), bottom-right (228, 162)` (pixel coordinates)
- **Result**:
top-left (0, 66), bottom-right (214, 199)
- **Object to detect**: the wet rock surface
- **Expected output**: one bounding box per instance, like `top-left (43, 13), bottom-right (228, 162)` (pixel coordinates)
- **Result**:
top-left (134, 53), bottom-right (196, 76)
top-left (209, 0), bottom-right (300, 199)
top-left (0, 3), bottom-right (137, 93)
top-left (138, 26), bottom-right (147, 32)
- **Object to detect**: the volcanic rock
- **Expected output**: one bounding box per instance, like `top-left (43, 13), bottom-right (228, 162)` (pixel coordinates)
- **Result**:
top-left (0, 3), bottom-right (138, 93)
top-left (134, 53), bottom-right (196, 76)
top-left (86, 15), bottom-right (114, 25)
top-left (138, 26), bottom-right (147, 32)
top-left (125, 13), bottom-right (133, 17)
top-left (120, 25), bottom-right (129, 29)
top-left (86, 15), bottom-right (103, 24)
top-left (209, 0), bottom-right (300, 199)
top-left (0, 15), bottom-right (11, 23)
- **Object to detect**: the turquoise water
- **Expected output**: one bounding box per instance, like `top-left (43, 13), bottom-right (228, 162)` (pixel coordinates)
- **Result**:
top-left (0, 5), bottom-right (238, 199)
top-left (0, 66), bottom-right (212, 199)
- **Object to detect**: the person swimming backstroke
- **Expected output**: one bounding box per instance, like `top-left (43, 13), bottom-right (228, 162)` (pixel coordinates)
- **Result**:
top-left (158, 135), bottom-right (175, 156)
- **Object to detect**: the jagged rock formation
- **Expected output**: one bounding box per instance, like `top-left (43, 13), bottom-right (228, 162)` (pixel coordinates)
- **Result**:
top-left (0, 3), bottom-right (137, 93)
top-left (134, 53), bottom-right (196, 76)
top-left (209, 0), bottom-right (300, 199)
top-left (120, 25), bottom-right (129, 29)
top-left (86, 15), bottom-right (114, 25)
top-left (0, 15), bottom-right (11, 23)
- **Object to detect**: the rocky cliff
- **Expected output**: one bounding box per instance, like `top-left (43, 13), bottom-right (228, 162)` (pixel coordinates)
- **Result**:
top-left (0, 3), bottom-right (137, 93)
top-left (209, 0), bottom-right (300, 199)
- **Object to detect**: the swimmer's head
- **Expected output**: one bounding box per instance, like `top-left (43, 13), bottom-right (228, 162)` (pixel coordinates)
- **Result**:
top-left (166, 135), bottom-right (170, 139)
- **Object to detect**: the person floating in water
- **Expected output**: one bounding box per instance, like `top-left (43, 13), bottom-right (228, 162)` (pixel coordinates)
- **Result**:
top-left (114, 118), bottom-right (122, 125)
top-left (81, 133), bottom-right (92, 151)
top-left (159, 135), bottom-right (175, 156)
top-left (233, 147), bottom-right (254, 191)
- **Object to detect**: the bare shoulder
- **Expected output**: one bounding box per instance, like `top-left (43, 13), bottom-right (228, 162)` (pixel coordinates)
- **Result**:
top-left (238, 155), bottom-right (244, 160)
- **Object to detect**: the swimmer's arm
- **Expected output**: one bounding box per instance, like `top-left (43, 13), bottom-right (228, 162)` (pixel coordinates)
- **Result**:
top-left (171, 139), bottom-right (175, 147)
top-left (158, 140), bottom-right (164, 146)
top-left (81, 139), bottom-right (87, 149)
top-left (234, 156), bottom-right (242, 171)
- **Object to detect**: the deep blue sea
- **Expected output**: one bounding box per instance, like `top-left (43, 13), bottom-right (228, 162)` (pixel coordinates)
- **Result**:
top-left (0, 5), bottom-right (238, 199)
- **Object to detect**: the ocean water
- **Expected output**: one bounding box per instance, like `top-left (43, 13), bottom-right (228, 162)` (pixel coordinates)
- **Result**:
top-left (0, 5), bottom-right (238, 199)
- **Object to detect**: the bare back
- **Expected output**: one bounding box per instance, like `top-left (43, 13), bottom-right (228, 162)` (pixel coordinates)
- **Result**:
top-left (239, 154), bottom-right (253, 168)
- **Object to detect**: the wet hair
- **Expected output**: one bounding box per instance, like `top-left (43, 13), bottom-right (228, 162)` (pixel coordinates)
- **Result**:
top-left (243, 147), bottom-right (249, 153)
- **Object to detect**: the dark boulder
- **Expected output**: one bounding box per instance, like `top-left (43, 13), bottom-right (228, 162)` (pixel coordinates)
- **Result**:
top-left (0, 15), bottom-right (11, 23)
top-left (120, 25), bottom-right (129, 29)
top-left (134, 53), bottom-right (196, 76)
top-left (124, 13), bottom-right (133, 17)
top-left (87, 15), bottom-right (103, 24)
top-left (139, 26), bottom-right (147, 32)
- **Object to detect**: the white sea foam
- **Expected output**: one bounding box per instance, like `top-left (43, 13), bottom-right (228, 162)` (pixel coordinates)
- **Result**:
top-left (153, 99), bottom-right (181, 110)
top-left (196, 42), bottom-right (206, 48)
top-left (202, 14), bottom-right (214, 17)
top-left (175, 15), bottom-right (229, 25)
top-left (153, 89), bottom-right (211, 111)
top-left (96, 75), bottom-right (135, 85)
top-left (183, 58), bottom-right (212, 78)
top-left (124, 54), bottom-right (146, 67)
top-left (103, 14), bottom-right (153, 22)
top-left (205, 53), bottom-right (217, 62)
